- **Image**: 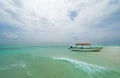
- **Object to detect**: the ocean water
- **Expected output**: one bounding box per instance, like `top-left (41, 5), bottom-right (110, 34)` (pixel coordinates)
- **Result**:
top-left (0, 45), bottom-right (120, 78)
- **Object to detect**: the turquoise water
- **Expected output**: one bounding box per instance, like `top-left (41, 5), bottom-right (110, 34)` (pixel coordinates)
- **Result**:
top-left (0, 45), bottom-right (120, 78)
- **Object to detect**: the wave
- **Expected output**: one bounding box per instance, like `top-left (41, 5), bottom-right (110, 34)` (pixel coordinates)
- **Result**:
top-left (0, 61), bottom-right (33, 77)
top-left (0, 61), bottom-right (27, 71)
top-left (52, 57), bottom-right (111, 77)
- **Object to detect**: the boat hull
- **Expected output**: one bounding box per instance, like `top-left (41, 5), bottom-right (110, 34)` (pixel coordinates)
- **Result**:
top-left (71, 48), bottom-right (101, 52)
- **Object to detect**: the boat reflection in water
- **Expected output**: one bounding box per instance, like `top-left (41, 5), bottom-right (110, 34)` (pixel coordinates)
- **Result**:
top-left (69, 43), bottom-right (103, 52)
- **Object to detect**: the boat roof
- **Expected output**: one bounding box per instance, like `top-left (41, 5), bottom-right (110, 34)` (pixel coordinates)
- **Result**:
top-left (76, 43), bottom-right (91, 46)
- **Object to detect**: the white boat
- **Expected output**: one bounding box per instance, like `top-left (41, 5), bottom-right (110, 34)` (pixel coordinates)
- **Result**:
top-left (69, 43), bottom-right (103, 52)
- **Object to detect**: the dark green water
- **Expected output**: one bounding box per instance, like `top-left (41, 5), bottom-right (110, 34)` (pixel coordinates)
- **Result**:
top-left (0, 45), bottom-right (120, 78)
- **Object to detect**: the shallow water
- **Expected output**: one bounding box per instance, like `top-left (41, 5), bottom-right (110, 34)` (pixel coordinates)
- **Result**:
top-left (0, 45), bottom-right (120, 78)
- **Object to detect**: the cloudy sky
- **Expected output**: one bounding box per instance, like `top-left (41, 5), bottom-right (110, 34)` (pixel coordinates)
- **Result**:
top-left (0, 0), bottom-right (120, 45)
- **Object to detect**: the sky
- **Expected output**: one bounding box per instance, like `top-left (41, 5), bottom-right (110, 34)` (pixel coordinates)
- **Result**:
top-left (0, 0), bottom-right (120, 45)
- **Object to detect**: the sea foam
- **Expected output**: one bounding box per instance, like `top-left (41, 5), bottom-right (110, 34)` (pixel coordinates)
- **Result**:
top-left (52, 57), bottom-right (108, 77)
top-left (0, 61), bottom-right (27, 71)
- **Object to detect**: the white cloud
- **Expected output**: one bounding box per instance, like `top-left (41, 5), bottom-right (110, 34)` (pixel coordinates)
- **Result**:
top-left (0, 0), bottom-right (120, 44)
top-left (3, 32), bottom-right (18, 39)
